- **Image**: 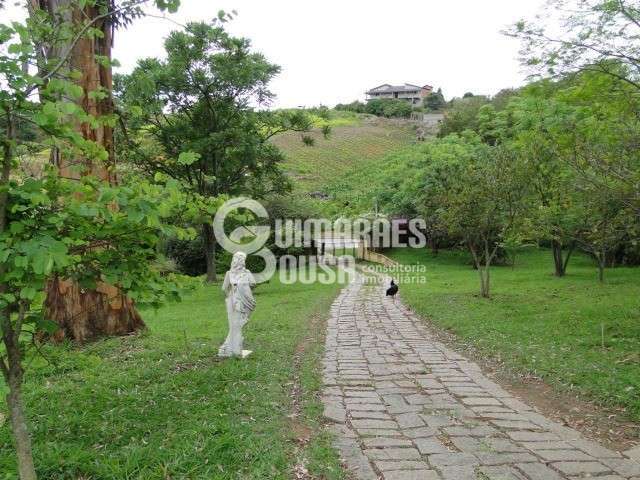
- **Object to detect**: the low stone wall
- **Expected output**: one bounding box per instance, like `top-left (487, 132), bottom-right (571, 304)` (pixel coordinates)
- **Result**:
top-left (360, 249), bottom-right (398, 268)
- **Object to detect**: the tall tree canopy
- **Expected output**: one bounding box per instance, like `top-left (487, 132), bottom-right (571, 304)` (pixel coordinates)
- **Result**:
top-left (507, 0), bottom-right (640, 92)
top-left (117, 19), bottom-right (314, 281)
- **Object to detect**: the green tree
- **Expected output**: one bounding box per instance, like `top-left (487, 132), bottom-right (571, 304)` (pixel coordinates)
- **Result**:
top-left (365, 98), bottom-right (413, 118)
top-left (491, 88), bottom-right (519, 110)
top-left (425, 135), bottom-right (530, 297)
top-left (0, 2), bottom-right (186, 478)
top-left (509, 92), bottom-right (583, 276)
top-left (424, 87), bottom-right (446, 111)
top-left (438, 95), bottom-right (490, 137)
top-left (575, 184), bottom-right (630, 282)
top-left (26, 0), bottom-right (180, 341)
top-left (117, 20), bottom-right (314, 282)
top-left (508, 0), bottom-right (640, 214)
top-left (335, 100), bottom-right (366, 113)
top-left (507, 0), bottom-right (640, 91)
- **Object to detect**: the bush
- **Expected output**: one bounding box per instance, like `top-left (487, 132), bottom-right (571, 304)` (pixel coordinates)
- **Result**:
top-left (438, 95), bottom-right (490, 137)
top-left (424, 88), bottom-right (446, 112)
top-left (166, 194), bottom-right (323, 278)
top-left (166, 236), bottom-right (209, 277)
top-left (382, 100), bottom-right (413, 118)
top-left (365, 98), bottom-right (413, 118)
top-left (335, 101), bottom-right (366, 113)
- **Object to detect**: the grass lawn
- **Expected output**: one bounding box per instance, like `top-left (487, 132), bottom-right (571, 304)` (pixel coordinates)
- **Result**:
top-left (0, 274), bottom-right (345, 479)
top-left (388, 248), bottom-right (640, 422)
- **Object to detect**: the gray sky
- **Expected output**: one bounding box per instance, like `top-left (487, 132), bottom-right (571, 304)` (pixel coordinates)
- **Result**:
top-left (5, 0), bottom-right (546, 107)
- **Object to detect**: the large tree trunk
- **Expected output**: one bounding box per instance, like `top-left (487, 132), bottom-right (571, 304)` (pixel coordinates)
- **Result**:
top-left (35, 1), bottom-right (144, 341)
top-left (202, 223), bottom-right (218, 283)
top-left (44, 278), bottom-right (144, 343)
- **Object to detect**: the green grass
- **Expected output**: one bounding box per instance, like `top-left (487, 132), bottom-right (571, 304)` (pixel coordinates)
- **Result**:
top-left (0, 274), bottom-right (345, 479)
top-left (309, 110), bottom-right (361, 128)
top-left (272, 115), bottom-right (414, 193)
top-left (388, 248), bottom-right (640, 421)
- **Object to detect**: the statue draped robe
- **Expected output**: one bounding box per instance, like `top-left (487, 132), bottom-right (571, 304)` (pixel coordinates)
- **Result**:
top-left (218, 268), bottom-right (256, 357)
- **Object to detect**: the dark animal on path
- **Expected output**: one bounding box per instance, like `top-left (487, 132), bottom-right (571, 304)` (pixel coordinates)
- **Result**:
top-left (386, 279), bottom-right (399, 299)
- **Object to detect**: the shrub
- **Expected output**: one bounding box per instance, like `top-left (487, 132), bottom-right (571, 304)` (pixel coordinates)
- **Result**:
top-left (424, 87), bottom-right (446, 112)
top-left (365, 98), bottom-right (413, 118)
top-left (335, 100), bottom-right (366, 113)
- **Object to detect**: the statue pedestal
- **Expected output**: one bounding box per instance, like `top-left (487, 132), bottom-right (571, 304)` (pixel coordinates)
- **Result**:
top-left (218, 348), bottom-right (253, 359)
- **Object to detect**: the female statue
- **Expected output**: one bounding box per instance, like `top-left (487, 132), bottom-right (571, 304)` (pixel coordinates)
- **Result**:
top-left (218, 252), bottom-right (256, 357)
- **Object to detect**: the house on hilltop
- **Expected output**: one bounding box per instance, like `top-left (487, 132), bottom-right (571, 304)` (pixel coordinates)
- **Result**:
top-left (365, 83), bottom-right (433, 105)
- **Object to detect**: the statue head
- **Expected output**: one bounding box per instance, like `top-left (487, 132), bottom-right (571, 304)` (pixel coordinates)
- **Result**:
top-left (230, 251), bottom-right (247, 271)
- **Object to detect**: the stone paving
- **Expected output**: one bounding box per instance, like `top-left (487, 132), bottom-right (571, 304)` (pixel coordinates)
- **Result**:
top-left (322, 276), bottom-right (640, 480)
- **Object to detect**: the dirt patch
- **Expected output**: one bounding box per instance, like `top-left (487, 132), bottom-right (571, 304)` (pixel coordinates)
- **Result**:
top-left (501, 372), bottom-right (639, 450)
top-left (404, 300), bottom-right (640, 452)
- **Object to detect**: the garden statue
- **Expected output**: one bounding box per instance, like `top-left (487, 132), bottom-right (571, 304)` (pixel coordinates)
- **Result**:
top-left (218, 252), bottom-right (256, 358)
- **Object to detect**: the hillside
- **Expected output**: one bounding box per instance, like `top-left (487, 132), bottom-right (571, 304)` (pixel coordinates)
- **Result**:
top-left (272, 114), bottom-right (415, 196)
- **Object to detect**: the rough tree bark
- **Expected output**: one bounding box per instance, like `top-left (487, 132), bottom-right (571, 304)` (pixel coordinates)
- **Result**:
top-left (32, 0), bottom-right (145, 342)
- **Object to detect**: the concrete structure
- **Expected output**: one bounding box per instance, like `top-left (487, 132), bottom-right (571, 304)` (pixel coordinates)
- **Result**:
top-left (366, 83), bottom-right (433, 105)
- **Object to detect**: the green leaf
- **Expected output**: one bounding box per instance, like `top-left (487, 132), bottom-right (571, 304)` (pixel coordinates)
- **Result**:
top-left (9, 222), bottom-right (24, 235)
top-left (36, 318), bottom-right (60, 334)
top-left (68, 84), bottom-right (84, 100)
top-left (1, 293), bottom-right (16, 304)
top-left (32, 252), bottom-right (54, 276)
top-left (177, 151), bottom-right (201, 166)
top-left (19, 286), bottom-right (36, 300)
top-left (60, 101), bottom-right (79, 115)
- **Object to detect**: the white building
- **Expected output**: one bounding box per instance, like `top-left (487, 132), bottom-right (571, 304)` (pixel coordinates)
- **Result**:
top-left (365, 83), bottom-right (433, 105)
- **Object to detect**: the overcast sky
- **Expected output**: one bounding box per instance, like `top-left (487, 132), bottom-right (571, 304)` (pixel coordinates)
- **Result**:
top-left (4, 0), bottom-right (546, 107)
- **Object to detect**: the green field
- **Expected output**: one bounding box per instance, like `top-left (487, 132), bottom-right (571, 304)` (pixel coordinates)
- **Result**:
top-left (388, 247), bottom-right (640, 422)
top-left (272, 115), bottom-right (415, 193)
top-left (0, 276), bottom-right (345, 480)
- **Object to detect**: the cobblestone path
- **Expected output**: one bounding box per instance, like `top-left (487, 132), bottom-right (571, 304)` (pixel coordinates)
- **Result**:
top-left (321, 276), bottom-right (640, 480)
